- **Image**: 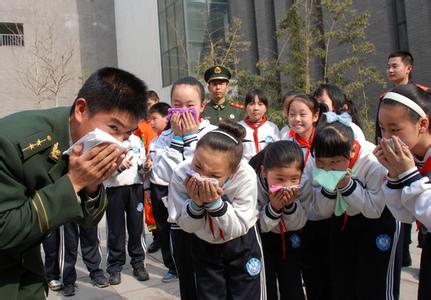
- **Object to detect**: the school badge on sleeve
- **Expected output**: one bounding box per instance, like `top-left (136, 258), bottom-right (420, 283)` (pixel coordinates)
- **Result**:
top-left (376, 234), bottom-right (391, 251)
top-left (289, 233), bottom-right (301, 249)
top-left (245, 258), bottom-right (261, 276)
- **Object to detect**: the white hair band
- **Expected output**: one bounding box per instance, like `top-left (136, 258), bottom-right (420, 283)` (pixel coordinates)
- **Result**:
top-left (212, 130), bottom-right (239, 144)
top-left (383, 92), bottom-right (426, 118)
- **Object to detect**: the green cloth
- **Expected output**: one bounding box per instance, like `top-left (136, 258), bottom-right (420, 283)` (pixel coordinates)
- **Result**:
top-left (335, 191), bottom-right (349, 216)
top-left (203, 99), bottom-right (245, 126)
top-left (312, 167), bottom-right (351, 216)
top-left (0, 107), bottom-right (107, 299)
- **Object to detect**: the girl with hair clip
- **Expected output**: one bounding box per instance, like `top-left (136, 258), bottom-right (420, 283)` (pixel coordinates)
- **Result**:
top-left (168, 121), bottom-right (266, 300)
top-left (313, 83), bottom-right (366, 142)
top-left (374, 84), bottom-right (431, 300)
top-left (151, 76), bottom-right (216, 300)
top-left (249, 141), bottom-right (310, 300)
top-left (305, 112), bottom-right (399, 300)
top-left (239, 89), bottom-right (280, 161)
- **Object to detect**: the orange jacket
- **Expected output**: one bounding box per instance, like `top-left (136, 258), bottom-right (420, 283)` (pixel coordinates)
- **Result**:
top-left (134, 120), bottom-right (157, 155)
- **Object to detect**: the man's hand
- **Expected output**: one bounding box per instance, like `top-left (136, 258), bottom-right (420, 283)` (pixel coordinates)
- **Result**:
top-left (67, 143), bottom-right (125, 195)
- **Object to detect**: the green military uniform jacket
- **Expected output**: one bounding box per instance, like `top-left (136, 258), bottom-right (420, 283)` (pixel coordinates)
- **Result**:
top-left (0, 107), bottom-right (107, 299)
top-left (203, 99), bottom-right (245, 126)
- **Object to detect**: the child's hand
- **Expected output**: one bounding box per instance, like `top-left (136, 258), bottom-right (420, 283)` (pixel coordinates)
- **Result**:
top-left (119, 155), bottom-right (133, 171)
top-left (143, 158), bottom-right (152, 172)
top-left (184, 177), bottom-right (223, 206)
top-left (184, 176), bottom-right (204, 207)
top-left (380, 136), bottom-right (415, 177)
top-left (170, 113), bottom-right (183, 136)
top-left (336, 172), bottom-right (351, 190)
top-left (282, 188), bottom-right (298, 207)
top-left (373, 143), bottom-right (396, 176)
top-left (199, 180), bottom-right (223, 204)
top-left (269, 190), bottom-right (285, 212)
top-left (181, 112), bottom-right (199, 136)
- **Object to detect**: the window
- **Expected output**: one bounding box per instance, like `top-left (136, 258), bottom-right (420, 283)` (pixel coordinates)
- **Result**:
top-left (0, 23), bottom-right (24, 47)
top-left (157, 0), bottom-right (229, 86)
top-left (158, 0), bottom-right (188, 87)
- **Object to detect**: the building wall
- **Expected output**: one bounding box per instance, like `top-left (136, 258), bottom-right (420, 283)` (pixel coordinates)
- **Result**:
top-left (406, 0), bottom-right (431, 87)
top-left (76, 0), bottom-right (118, 77)
top-left (114, 0), bottom-right (171, 103)
top-left (0, 0), bottom-right (83, 117)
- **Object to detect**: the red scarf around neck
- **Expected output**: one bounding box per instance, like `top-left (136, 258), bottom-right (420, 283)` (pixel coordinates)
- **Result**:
top-left (243, 116), bottom-right (267, 153)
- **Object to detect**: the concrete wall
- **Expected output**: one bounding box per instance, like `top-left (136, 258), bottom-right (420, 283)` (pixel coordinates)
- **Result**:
top-left (0, 0), bottom-right (82, 117)
top-left (114, 0), bottom-right (170, 103)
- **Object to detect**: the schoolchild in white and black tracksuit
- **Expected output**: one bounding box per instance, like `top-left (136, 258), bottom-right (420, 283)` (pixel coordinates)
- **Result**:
top-left (306, 113), bottom-right (400, 300)
top-left (239, 88), bottom-right (280, 162)
top-left (168, 122), bottom-right (266, 300)
top-left (104, 134), bottom-right (147, 279)
top-left (249, 141), bottom-right (309, 300)
top-left (281, 106), bottom-right (324, 300)
top-left (375, 84), bottom-right (431, 300)
top-left (383, 150), bottom-right (431, 300)
top-left (151, 76), bottom-right (216, 300)
top-left (239, 118), bottom-right (279, 161)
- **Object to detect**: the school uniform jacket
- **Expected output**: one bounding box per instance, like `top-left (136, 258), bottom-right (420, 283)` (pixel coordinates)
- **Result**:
top-left (151, 119), bottom-right (216, 185)
top-left (168, 160), bottom-right (259, 243)
top-left (384, 148), bottom-right (431, 231)
top-left (305, 140), bottom-right (387, 219)
top-left (239, 118), bottom-right (280, 161)
top-left (0, 107), bottom-right (107, 294)
top-left (257, 173), bottom-right (310, 233)
top-left (104, 134), bottom-right (145, 188)
top-left (280, 122), bottom-right (366, 143)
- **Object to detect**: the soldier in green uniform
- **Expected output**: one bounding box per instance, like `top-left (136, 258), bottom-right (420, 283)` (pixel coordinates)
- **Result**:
top-left (0, 67), bottom-right (148, 299)
top-left (203, 65), bottom-right (244, 125)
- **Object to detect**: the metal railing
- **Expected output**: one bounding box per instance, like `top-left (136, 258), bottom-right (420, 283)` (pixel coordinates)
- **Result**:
top-left (0, 34), bottom-right (24, 46)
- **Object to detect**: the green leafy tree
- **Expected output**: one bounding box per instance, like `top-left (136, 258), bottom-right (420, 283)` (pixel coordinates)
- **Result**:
top-left (276, 0), bottom-right (385, 138)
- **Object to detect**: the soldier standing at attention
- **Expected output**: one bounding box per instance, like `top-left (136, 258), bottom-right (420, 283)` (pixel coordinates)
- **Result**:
top-left (0, 67), bottom-right (148, 300)
top-left (203, 65), bottom-right (244, 125)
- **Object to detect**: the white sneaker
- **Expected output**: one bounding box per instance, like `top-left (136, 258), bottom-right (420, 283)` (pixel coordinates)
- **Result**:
top-left (48, 279), bottom-right (63, 291)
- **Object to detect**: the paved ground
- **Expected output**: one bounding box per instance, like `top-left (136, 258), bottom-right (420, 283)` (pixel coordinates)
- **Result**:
top-left (46, 217), bottom-right (420, 299)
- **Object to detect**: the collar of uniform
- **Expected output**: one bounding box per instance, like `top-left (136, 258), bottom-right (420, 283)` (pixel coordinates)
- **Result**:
top-left (211, 100), bottom-right (226, 110)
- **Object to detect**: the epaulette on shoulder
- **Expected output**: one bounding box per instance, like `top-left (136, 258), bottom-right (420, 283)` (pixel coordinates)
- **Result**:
top-left (229, 102), bottom-right (244, 109)
top-left (416, 84), bottom-right (430, 91)
top-left (19, 131), bottom-right (55, 160)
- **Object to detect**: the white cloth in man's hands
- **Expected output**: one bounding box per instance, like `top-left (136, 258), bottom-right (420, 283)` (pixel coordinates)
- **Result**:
top-left (63, 128), bottom-right (131, 155)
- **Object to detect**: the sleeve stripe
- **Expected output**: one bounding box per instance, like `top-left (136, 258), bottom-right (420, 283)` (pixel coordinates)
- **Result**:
top-left (184, 134), bottom-right (198, 145)
top-left (31, 200), bottom-right (44, 233)
top-left (340, 180), bottom-right (357, 197)
top-left (321, 188), bottom-right (337, 199)
top-left (265, 203), bottom-right (281, 220)
top-left (283, 202), bottom-right (297, 215)
top-left (35, 191), bottom-right (50, 229)
top-left (387, 172), bottom-right (423, 189)
top-left (208, 202), bottom-right (228, 217)
top-left (399, 169), bottom-right (420, 182)
top-left (187, 204), bottom-right (206, 219)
